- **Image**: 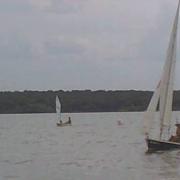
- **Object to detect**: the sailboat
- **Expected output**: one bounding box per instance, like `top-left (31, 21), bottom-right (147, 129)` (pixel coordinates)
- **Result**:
top-left (145, 0), bottom-right (180, 152)
top-left (56, 95), bottom-right (72, 127)
top-left (56, 95), bottom-right (62, 126)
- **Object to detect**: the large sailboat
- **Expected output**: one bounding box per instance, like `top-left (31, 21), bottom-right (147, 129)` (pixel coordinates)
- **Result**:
top-left (145, 0), bottom-right (180, 152)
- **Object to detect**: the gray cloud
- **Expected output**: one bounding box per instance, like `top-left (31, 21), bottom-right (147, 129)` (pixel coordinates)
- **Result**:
top-left (44, 38), bottom-right (85, 59)
top-left (0, 0), bottom-right (33, 13)
top-left (29, 0), bottom-right (87, 14)
top-left (45, 0), bottom-right (86, 14)
top-left (0, 33), bottom-right (33, 61)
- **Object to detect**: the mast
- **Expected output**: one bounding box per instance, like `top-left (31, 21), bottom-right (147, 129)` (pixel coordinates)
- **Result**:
top-left (159, 0), bottom-right (180, 140)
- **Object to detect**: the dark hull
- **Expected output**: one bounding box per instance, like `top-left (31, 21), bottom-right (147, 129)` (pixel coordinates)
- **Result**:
top-left (56, 123), bottom-right (71, 127)
top-left (146, 139), bottom-right (180, 153)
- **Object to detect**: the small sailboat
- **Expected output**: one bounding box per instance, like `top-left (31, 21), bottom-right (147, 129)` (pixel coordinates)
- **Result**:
top-left (56, 96), bottom-right (72, 127)
top-left (56, 95), bottom-right (62, 126)
top-left (145, 0), bottom-right (180, 152)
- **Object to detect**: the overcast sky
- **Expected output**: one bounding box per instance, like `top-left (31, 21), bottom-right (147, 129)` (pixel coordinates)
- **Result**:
top-left (0, 0), bottom-right (180, 91)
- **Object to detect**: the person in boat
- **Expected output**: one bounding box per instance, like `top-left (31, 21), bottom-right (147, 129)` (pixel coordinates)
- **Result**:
top-left (169, 124), bottom-right (180, 143)
top-left (68, 117), bottom-right (71, 124)
top-left (59, 120), bottom-right (62, 124)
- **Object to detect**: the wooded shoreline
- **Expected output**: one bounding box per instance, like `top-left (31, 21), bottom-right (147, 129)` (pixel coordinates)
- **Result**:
top-left (1, 90), bottom-right (180, 114)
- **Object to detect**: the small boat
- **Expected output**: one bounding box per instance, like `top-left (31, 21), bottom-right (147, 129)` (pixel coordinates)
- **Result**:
top-left (144, 0), bottom-right (180, 152)
top-left (55, 96), bottom-right (72, 127)
top-left (55, 95), bottom-right (63, 127)
top-left (56, 122), bottom-right (72, 127)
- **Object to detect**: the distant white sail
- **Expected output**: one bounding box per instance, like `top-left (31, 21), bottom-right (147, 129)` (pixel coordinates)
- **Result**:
top-left (56, 96), bottom-right (61, 121)
top-left (159, 1), bottom-right (179, 140)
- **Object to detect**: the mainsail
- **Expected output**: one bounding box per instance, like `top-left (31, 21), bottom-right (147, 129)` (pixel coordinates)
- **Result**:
top-left (56, 96), bottom-right (61, 121)
top-left (145, 0), bottom-right (180, 141)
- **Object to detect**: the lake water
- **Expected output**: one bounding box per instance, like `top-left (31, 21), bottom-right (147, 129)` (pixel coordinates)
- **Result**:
top-left (0, 112), bottom-right (180, 180)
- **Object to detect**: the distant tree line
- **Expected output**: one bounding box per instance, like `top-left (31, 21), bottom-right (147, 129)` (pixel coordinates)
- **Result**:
top-left (1, 90), bottom-right (180, 114)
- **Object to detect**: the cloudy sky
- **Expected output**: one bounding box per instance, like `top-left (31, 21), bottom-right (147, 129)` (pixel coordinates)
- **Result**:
top-left (0, 0), bottom-right (180, 91)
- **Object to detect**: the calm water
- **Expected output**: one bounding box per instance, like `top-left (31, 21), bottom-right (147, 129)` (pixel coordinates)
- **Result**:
top-left (0, 112), bottom-right (180, 180)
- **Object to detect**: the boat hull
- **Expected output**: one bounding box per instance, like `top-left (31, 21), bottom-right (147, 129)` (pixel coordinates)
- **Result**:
top-left (56, 123), bottom-right (71, 127)
top-left (146, 139), bottom-right (180, 152)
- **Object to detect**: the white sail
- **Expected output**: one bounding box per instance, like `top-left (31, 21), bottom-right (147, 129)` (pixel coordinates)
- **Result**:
top-left (56, 96), bottom-right (61, 121)
top-left (159, 1), bottom-right (180, 140)
top-left (144, 82), bottom-right (160, 137)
